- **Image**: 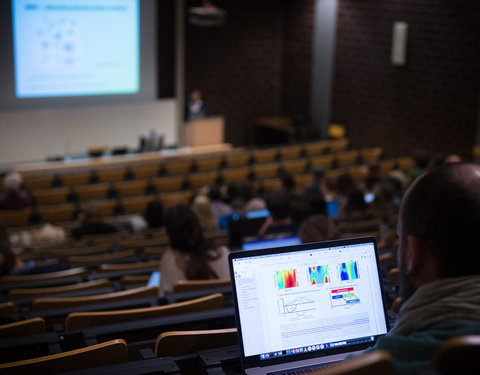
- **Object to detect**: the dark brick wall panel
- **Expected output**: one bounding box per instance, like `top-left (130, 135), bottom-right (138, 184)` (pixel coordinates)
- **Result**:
top-left (185, 0), bottom-right (284, 146)
top-left (331, 0), bottom-right (480, 158)
top-left (281, 0), bottom-right (315, 118)
top-left (185, 0), bottom-right (315, 146)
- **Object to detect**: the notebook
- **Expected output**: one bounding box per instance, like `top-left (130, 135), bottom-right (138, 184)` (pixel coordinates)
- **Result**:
top-left (229, 236), bottom-right (390, 374)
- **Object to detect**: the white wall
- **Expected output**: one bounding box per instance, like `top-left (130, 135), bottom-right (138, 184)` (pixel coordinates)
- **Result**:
top-left (0, 99), bottom-right (177, 166)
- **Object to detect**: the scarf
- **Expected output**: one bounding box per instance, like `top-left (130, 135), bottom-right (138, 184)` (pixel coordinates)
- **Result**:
top-left (390, 275), bottom-right (480, 336)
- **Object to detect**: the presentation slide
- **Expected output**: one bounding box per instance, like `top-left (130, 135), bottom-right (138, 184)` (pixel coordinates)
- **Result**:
top-left (12, 0), bottom-right (139, 98)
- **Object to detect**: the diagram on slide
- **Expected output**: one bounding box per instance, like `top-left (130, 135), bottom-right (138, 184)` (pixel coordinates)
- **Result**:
top-left (338, 261), bottom-right (359, 281)
top-left (278, 296), bottom-right (316, 317)
top-left (34, 16), bottom-right (80, 70)
top-left (308, 265), bottom-right (330, 284)
top-left (276, 269), bottom-right (298, 289)
top-left (330, 287), bottom-right (360, 308)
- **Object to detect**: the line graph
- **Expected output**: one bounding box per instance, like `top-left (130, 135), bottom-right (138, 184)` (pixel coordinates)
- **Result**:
top-left (278, 296), bottom-right (316, 316)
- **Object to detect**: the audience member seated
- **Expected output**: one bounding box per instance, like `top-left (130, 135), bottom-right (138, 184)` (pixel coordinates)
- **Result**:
top-left (72, 201), bottom-right (117, 241)
top-left (258, 189), bottom-right (296, 236)
top-left (335, 173), bottom-right (356, 214)
top-left (344, 189), bottom-right (368, 217)
top-left (159, 204), bottom-right (229, 296)
top-left (0, 224), bottom-right (65, 276)
top-left (208, 185), bottom-right (233, 218)
top-left (279, 172), bottom-right (296, 195)
top-left (365, 163), bottom-right (480, 374)
top-left (131, 200), bottom-right (164, 232)
top-left (192, 194), bottom-right (219, 230)
top-left (306, 167), bottom-right (325, 199)
top-left (0, 172), bottom-right (32, 210)
top-left (299, 214), bottom-right (337, 243)
top-left (408, 148), bottom-right (431, 182)
top-left (368, 177), bottom-right (400, 220)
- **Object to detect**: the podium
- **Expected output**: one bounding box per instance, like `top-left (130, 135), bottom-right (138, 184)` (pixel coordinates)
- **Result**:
top-left (184, 116), bottom-right (225, 147)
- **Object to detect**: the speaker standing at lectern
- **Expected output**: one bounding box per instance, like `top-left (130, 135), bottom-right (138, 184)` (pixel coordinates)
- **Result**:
top-left (184, 89), bottom-right (210, 122)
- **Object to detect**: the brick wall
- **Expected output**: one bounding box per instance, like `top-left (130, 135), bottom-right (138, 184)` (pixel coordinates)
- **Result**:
top-left (185, 0), bottom-right (315, 146)
top-left (281, 0), bottom-right (315, 118)
top-left (185, 0), bottom-right (284, 146)
top-left (331, 0), bottom-right (480, 158)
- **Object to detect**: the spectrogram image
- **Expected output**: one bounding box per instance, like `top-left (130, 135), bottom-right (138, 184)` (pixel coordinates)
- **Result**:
top-left (339, 261), bottom-right (359, 281)
top-left (308, 266), bottom-right (330, 285)
top-left (276, 269), bottom-right (298, 289)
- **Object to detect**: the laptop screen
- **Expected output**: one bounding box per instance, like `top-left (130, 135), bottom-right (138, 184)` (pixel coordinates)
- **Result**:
top-left (242, 234), bottom-right (301, 251)
top-left (229, 237), bottom-right (389, 365)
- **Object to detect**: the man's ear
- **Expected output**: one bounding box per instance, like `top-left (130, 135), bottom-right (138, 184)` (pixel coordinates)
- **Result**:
top-left (406, 235), bottom-right (435, 282)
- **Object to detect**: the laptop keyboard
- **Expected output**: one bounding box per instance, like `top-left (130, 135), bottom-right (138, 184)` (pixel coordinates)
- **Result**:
top-left (267, 360), bottom-right (342, 375)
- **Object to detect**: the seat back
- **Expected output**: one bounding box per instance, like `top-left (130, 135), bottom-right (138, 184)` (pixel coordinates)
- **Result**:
top-left (74, 183), bottom-right (110, 201)
top-left (0, 301), bottom-right (15, 316)
top-left (152, 176), bottom-right (185, 193)
top-left (8, 278), bottom-right (111, 300)
top-left (188, 171), bottom-right (219, 188)
top-left (0, 208), bottom-right (32, 226)
top-left (155, 328), bottom-right (238, 357)
top-left (0, 339), bottom-right (127, 375)
top-left (0, 318), bottom-right (46, 339)
top-left (172, 279), bottom-right (231, 293)
top-left (33, 285), bottom-right (158, 311)
top-left (37, 204), bottom-right (76, 223)
top-left (66, 249), bottom-right (137, 266)
top-left (431, 335), bottom-right (480, 374)
top-left (65, 292), bottom-right (224, 331)
top-left (22, 175), bottom-right (54, 189)
top-left (114, 179), bottom-right (149, 197)
top-left (0, 267), bottom-right (87, 285)
top-left (309, 350), bottom-right (394, 375)
top-left (31, 187), bottom-right (69, 204)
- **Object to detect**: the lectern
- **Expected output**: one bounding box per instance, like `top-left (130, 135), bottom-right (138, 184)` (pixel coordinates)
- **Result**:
top-left (184, 116), bottom-right (225, 147)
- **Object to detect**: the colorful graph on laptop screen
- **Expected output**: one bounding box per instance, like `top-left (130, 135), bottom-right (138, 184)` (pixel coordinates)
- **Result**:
top-left (339, 261), bottom-right (359, 281)
top-left (276, 269), bottom-right (298, 289)
top-left (308, 265), bottom-right (330, 284)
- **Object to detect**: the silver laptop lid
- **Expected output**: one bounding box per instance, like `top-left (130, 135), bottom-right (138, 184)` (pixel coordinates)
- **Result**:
top-left (229, 237), bottom-right (390, 370)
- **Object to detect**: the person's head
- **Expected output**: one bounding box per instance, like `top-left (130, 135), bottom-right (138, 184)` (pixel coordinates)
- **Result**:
top-left (299, 215), bottom-right (336, 243)
top-left (281, 173), bottom-right (295, 191)
top-left (311, 167), bottom-right (325, 184)
top-left (345, 189), bottom-right (367, 214)
top-left (164, 204), bottom-right (206, 254)
top-left (412, 148), bottom-right (430, 169)
top-left (144, 200), bottom-right (164, 228)
top-left (266, 189), bottom-right (291, 221)
top-left (192, 195), bottom-right (216, 228)
top-left (0, 241), bottom-right (15, 276)
top-left (79, 201), bottom-right (102, 225)
top-left (336, 173), bottom-right (355, 197)
top-left (190, 89), bottom-right (202, 103)
top-left (4, 172), bottom-right (23, 194)
top-left (208, 184), bottom-right (223, 202)
top-left (397, 163), bottom-right (480, 302)
top-left (445, 154), bottom-right (462, 163)
top-left (289, 195), bottom-right (313, 226)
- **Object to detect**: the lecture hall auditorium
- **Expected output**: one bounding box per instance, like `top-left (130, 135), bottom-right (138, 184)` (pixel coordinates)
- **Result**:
top-left (1, 0), bottom-right (480, 374)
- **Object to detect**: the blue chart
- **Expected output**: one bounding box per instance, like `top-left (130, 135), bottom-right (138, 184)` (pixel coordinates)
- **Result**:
top-left (278, 296), bottom-right (316, 317)
top-left (339, 261), bottom-right (359, 281)
top-left (330, 287), bottom-right (360, 308)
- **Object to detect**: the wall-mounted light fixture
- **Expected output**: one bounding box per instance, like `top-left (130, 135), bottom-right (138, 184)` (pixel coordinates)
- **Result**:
top-left (391, 21), bottom-right (408, 66)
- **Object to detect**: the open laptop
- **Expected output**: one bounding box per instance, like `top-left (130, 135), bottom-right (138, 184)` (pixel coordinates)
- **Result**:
top-left (229, 236), bottom-right (390, 374)
top-left (242, 233), bottom-right (301, 251)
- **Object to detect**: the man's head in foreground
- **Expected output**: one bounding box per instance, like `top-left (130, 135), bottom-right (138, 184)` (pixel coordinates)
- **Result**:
top-left (397, 163), bottom-right (480, 302)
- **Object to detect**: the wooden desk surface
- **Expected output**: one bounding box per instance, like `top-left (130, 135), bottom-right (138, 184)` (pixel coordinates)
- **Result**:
top-left (255, 116), bottom-right (295, 134)
top-left (13, 143), bottom-right (234, 176)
